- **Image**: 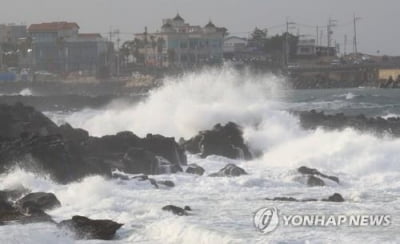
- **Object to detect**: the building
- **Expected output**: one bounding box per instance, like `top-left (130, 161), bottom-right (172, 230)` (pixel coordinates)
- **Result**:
top-left (28, 22), bottom-right (113, 74)
top-left (135, 14), bottom-right (225, 67)
top-left (0, 24), bottom-right (28, 69)
top-left (297, 38), bottom-right (337, 57)
top-left (223, 36), bottom-right (247, 54)
top-left (0, 24), bottom-right (27, 44)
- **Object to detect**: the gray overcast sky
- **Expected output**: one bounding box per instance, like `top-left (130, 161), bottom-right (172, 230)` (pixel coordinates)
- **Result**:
top-left (1, 0), bottom-right (398, 55)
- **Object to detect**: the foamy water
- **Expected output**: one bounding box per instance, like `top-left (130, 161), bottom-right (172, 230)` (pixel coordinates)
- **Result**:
top-left (1, 67), bottom-right (400, 243)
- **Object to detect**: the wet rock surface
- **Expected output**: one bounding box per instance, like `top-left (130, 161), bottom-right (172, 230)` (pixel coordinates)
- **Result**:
top-left (298, 110), bottom-right (400, 136)
top-left (58, 215), bottom-right (123, 240)
top-left (266, 193), bottom-right (345, 202)
top-left (182, 122), bottom-right (252, 160)
top-left (162, 205), bottom-right (192, 216)
top-left (0, 103), bottom-right (187, 183)
top-left (185, 164), bottom-right (205, 176)
top-left (209, 164), bottom-right (247, 177)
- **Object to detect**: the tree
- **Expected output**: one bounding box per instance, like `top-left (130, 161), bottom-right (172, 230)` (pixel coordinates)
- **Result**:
top-left (248, 27), bottom-right (268, 52)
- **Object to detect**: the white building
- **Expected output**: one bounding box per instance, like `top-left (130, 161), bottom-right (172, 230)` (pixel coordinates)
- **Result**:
top-left (135, 14), bottom-right (225, 67)
top-left (223, 36), bottom-right (247, 53)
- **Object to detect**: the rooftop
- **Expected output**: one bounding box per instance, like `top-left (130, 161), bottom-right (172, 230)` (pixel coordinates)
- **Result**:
top-left (28, 22), bottom-right (80, 32)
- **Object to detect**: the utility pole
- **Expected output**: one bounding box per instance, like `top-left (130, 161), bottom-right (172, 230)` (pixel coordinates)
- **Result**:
top-left (115, 29), bottom-right (120, 77)
top-left (108, 28), bottom-right (121, 77)
top-left (285, 17), bottom-right (296, 66)
top-left (327, 18), bottom-right (337, 49)
top-left (344, 34), bottom-right (347, 56)
top-left (353, 14), bottom-right (361, 54)
top-left (316, 26), bottom-right (319, 46)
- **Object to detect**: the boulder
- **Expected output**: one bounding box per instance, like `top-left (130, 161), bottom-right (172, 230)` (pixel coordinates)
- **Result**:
top-left (266, 193), bottom-right (344, 203)
top-left (182, 122), bottom-right (252, 160)
top-left (0, 135), bottom-right (90, 183)
top-left (322, 193), bottom-right (345, 202)
top-left (209, 164), bottom-right (247, 177)
top-left (0, 199), bottom-right (54, 224)
top-left (157, 180), bottom-right (175, 188)
top-left (0, 104), bottom-right (187, 183)
top-left (298, 166), bottom-right (339, 184)
top-left (0, 103), bottom-right (59, 139)
top-left (122, 148), bottom-right (160, 175)
top-left (16, 192), bottom-right (61, 211)
top-left (185, 164), bottom-right (205, 176)
top-left (58, 123), bottom-right (89, 142)
top-left (58, 215), bottom-right (123, 240)
top-left (143, 134), bottom-right (187, 166)
top-left (307, 175), bottom-right (325, 187)
top-left (162, 205), bottom-right (191, 216)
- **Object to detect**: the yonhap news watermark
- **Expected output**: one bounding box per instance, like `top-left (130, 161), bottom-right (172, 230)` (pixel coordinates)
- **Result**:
top-left (253, 207), bottom-right (392, 234)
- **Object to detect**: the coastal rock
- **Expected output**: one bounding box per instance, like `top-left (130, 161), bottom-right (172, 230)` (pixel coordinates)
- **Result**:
top-left (0, 104), bottom-right (187, 183)
top-left (0, 102), bottom-right (59, 139)
top-left (266, 193), bottom-right (344, 202)
top-left (297, 110), bottom-right (400, 136)
top-left (306, 175), bottom-right (326, 187)
top-left (182, 122), bottom-right (252, 160)
top-left (16, 192), bottom-right (61, 211)
top-left (58, 215), bottom-right (123, 240)
top-left (322, 193), bottom-right (345, 202)
top-left (0, 134), bottom-right (91, 183)
top-left (209, 164), bottom-right (247, 177)
top-left (162, 205), bottom-right (191, 216)
top-left (58, 123), bottom-right (89, 142)
top-left (122, 148), bottom-right (160, 175)
top-left (296, 166), bottom-right (339, 187)
top-left (143, 134), bottom-right (187, 166)
top-left (0, 199), bottom-right (54, 224)
top-left (157, 180), bottom-right (175, 188)
top-left (185, 164), bottom-right (205, 176)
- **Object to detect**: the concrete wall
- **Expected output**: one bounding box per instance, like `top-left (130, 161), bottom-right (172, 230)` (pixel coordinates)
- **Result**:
top-left (378, 68), bottom-right (400, 80)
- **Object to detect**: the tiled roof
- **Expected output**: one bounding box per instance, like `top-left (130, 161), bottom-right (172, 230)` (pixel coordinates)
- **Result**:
top-left (28, 22), bottom-right (79, 32)
top-left (173, 14), bottom-right (184, 21)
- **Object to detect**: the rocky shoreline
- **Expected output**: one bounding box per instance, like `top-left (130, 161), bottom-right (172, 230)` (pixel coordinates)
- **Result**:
top-left (2, 103), bottom-right (392, 240)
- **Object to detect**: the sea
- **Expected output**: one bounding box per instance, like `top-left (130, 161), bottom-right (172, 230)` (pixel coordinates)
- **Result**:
top-left (0, 67), bottom-right (399, 244)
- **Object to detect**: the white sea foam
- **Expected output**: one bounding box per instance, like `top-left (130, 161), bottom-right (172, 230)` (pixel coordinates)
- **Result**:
top-left (19, 88), bottom-right (34, 96)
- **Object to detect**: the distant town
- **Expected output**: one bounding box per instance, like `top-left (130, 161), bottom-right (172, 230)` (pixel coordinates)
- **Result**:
top-left (1, 14), bottom-right (400, 88)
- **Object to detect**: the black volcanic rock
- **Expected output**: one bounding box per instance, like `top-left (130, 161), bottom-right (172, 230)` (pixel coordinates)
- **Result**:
top-left (182, 122), bottom-right (252, 160)
top-left (266, 193), bottom-right (344, 202)
top-left (209, 164), bottom-right (247, 177)
top-left (0, 103), bottom-right (187, 183)
top-left (122, 148), bottom-right (161, 175)
top-left (185, 164), bottom-right (205, 176)
top-left (306, 175), bottom-right (325, 187)
top-left (58, 216), bottom-right (123, 240)
top-left (322, 193), bottom-right (345, 202)
top-left (16, 192), bottom-right (61, 211)
top-left (297, 110), bottom-right (400, 136)
top-left (144, 134), bottom-right (187, 166)
top-left (0, 197), bottom-right (55, 224)
top-left (0, 103), bottom-right (59, 139)
top-left (162, 205), bottom-right (190, 216)
top-left (298, 166), bottom-right (339, 184)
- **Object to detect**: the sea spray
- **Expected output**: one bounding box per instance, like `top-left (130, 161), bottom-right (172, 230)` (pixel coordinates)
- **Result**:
top-left (63, 66), bottom-right (288, 138)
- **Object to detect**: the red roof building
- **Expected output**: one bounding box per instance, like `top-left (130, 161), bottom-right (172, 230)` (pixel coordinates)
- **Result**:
top-left (28, 22), bottom-right (79, 32)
